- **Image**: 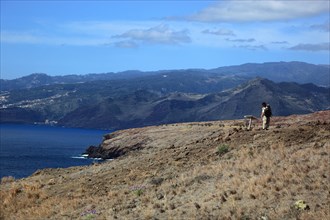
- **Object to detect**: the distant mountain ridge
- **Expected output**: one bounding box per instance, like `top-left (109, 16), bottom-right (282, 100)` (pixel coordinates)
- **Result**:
top-left (1, 77), bottom-right (329, 130)
top-left (1, 61), bottom-right (329, 129)
top-left (210, 61), bottom-right (330, 86)
top-left (1, 61), bottom-right (329, 91)
top-left (62, 78), bottom-right (329, 129)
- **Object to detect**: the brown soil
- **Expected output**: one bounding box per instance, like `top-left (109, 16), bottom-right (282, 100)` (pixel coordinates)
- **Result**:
top-left (1, 111), bottom-right (329, 220)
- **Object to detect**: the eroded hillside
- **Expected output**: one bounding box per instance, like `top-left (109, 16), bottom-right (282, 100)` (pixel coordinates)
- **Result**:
top-left (1, 111), bottom-right (329, 219)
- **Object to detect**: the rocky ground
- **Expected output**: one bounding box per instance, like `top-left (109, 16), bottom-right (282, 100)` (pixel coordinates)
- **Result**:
top-left (1, 111), bottom-right (329, 220)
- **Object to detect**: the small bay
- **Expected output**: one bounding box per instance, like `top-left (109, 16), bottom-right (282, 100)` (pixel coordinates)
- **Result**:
top-left (0, 123), bottom-right (110, 179)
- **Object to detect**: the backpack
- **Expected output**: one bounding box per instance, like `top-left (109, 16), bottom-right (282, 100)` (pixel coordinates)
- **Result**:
top-left (264, 104), bottom-right (272, 117)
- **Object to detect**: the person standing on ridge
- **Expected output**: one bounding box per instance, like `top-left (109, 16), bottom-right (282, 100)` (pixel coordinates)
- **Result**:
top-left (261, 102), bottom-right (272, 130)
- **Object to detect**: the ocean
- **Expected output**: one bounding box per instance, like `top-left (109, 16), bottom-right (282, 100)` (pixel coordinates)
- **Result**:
top-left (0, 123), bottom-right (111, 179)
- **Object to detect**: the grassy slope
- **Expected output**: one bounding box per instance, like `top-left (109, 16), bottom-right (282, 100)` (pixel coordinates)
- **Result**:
top-left (1, 111), bottom-right (329, 220)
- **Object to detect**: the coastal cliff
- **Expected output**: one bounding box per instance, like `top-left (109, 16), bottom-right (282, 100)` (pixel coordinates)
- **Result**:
top-left (1, 111), bottom-right (329, 219)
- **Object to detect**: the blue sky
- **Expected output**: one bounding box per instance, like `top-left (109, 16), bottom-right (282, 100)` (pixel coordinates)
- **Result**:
top-left (1, 0), bottom-right (329, 79)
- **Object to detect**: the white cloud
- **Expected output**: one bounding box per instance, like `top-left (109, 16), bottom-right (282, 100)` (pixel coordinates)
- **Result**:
top-left (202, 28), bottom-right (236, 36)
top-left (310, 21), bottom-right (330, 32)
top-left (60, 21), bottom-right (145, 36)
top-left (226, 38), bottom-right (256, 43)
top-left (1, 31), bottom-right (42, 44)
top-left (114, 40), bottom-right (138, 48)
top-left (1, 16), bottom-right (328, 53)
top-left (271, 41), bottom-right (289, 44)
top-left (1, 30), bottom-right (110, 46)
top-left (188, 0), bottom-right (329, 22)
top-left (2, 23), bottom-right (192, 47)
top-left (236, 44), bottom-right (268, 51)
top-left (114, 24), bottom-right (191, 45)
top-left (288, 42), bottom-right (330, 51)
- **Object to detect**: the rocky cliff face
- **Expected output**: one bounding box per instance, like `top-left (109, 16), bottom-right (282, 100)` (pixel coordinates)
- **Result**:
top-left (1, 111), bottom-right (329, 220)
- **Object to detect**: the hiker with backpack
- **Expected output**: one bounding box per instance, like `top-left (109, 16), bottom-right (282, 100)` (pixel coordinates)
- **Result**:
top-left (261, 102), bottom-right (272, 130)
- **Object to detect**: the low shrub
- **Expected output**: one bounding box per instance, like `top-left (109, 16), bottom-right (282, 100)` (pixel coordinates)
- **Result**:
top-left (217, 144), bottom-right (230, 156)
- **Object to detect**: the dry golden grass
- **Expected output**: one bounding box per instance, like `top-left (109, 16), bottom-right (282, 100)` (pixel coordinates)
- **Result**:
top-left (1, 111), bottom-right (329, 219)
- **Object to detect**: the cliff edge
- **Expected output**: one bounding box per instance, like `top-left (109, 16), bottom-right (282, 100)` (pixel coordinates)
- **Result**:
top-left (1, 111), bottom-right (329, 219)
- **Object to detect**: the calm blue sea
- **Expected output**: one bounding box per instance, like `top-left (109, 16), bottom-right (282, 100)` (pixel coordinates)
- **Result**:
top-left (0, 123), bottom-right (111, 179)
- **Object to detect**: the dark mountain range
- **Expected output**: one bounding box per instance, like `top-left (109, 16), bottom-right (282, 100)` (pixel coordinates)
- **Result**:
top-left (0, 70), bottom-right (247, 95)
top-left (0, 70), bottom-right (165, 91)
top-left (210, 61), bottom-right (330, 86)
top-left (1, 77), bottom-right (329, 130)
top-left (1, 61), bottom-right (329, 129)
top-left (59, 78), bottom-right (330, 129)
top-left (1, 61), bottom-right (329, 91)
top-left (0, 71), bottom-right (249, 127)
